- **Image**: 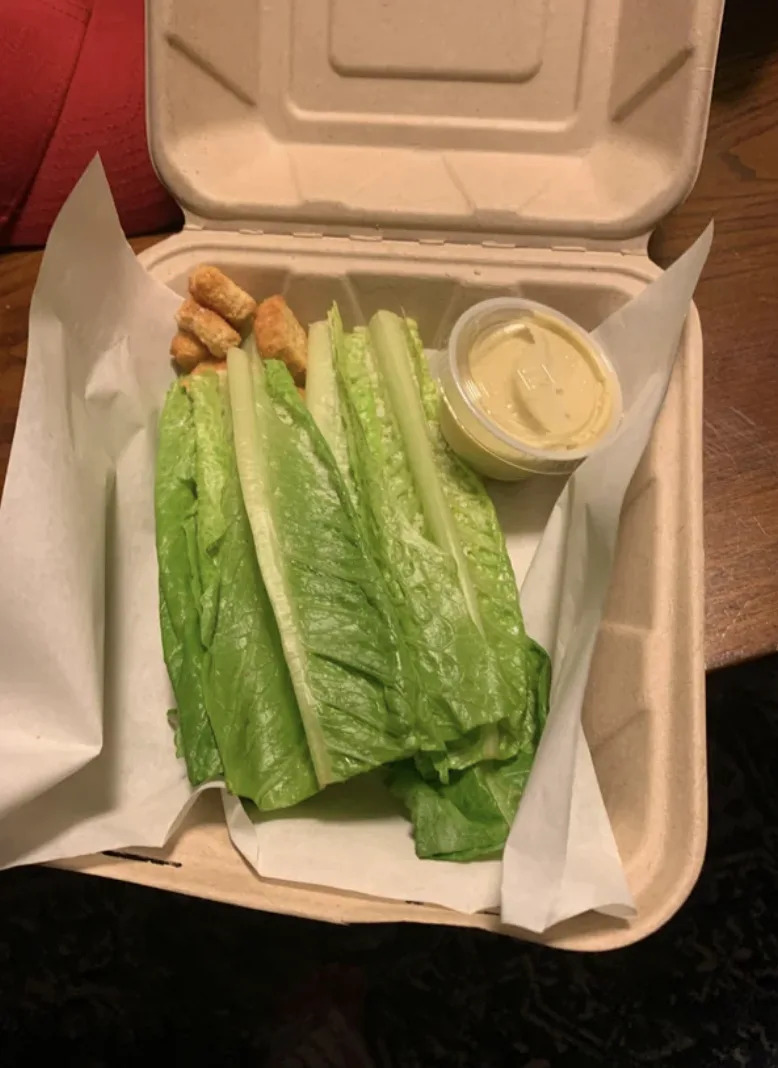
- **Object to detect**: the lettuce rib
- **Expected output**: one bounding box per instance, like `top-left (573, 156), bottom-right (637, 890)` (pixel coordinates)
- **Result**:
top-left (306, 321), bottom-right (351, 486)
top-left (369, 311), bottom-right (483, 631)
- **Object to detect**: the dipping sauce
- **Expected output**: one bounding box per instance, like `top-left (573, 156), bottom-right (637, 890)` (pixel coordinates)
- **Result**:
top-left (467, 313), bottom-right (616, 452)
top-left (440, 298), bottom-right (622, 480)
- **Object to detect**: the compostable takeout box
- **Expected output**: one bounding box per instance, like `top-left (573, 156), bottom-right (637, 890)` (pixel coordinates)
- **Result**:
top-left (62, 0), bottom-right (723, 950)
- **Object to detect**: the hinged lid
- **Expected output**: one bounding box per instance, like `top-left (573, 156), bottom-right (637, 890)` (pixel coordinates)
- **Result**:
top-left (147, 0), bottom-right (723, 246)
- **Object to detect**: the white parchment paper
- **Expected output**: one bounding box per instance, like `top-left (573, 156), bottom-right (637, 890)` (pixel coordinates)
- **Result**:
top-left (0, 160), bottom-right (711, 930)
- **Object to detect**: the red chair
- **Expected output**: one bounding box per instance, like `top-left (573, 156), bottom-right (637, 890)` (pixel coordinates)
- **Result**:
top-left (0, 0), bottom-right (180, 248)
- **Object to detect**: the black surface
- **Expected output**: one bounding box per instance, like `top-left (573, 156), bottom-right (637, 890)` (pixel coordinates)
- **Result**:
top-left (1, 657), bottom-right (776, 1067)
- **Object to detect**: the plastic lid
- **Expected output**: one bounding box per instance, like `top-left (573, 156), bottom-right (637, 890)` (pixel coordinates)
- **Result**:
top-left (147, 0), bottom-right (724, 244)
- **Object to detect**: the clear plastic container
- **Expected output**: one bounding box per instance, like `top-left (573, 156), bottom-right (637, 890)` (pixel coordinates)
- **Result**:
top-left (440, 298), bottom-right (623, 480)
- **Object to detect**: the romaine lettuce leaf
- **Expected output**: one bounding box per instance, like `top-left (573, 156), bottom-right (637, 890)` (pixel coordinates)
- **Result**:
top-left (326, 309), bottom-right (514, 754)
top-left (402, 317), bottom-right (542, 775)
top-left (188, 368), bottom-right (319, 810)
top-left (155, 381), bottom-right (223, 785)
top-left (227, 345), bottom-right (418, 788)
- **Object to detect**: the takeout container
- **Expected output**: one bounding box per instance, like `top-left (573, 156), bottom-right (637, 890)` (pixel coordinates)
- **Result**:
top-left (62, 0), bottom-right (722, 950)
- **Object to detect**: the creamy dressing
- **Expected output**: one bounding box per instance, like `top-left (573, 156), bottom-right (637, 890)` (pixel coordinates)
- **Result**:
top-left (466, 314), bottom-right (616, 452)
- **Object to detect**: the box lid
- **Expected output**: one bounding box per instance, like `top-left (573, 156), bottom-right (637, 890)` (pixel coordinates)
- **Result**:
top-left (146, 0), bottom-right (723, 245)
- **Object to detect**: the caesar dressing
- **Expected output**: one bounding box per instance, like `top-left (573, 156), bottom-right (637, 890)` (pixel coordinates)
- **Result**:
top-left (440, 298), bottom-right (622, 480)
top-left (467, 314), bottom-right (616, 451)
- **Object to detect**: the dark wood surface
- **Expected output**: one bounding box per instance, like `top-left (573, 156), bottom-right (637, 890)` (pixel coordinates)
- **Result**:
top-left (1, 6), bottom-right (777, 670)
top-left (652, 1), bottom-right (778, 668)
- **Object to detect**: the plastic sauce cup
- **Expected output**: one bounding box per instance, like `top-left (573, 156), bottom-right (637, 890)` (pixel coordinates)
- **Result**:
top-left (438, 298), bottom-right (623, 480)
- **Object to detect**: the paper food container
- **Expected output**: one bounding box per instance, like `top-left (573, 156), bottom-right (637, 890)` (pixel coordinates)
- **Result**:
top-left (62, 0), bottom-right (723, 950)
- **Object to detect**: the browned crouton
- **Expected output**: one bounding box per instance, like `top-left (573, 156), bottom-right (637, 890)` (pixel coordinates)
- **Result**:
top-left (176, 299), bottom-right (240, 360)
top-left (170, 330), bottom-right (209, 373)
top-left (189, 266), bottom-right (256, 331)
top-left (254, 295), bottom-right (307, 384)
top-left (192, 358), bottom-right (227, 375)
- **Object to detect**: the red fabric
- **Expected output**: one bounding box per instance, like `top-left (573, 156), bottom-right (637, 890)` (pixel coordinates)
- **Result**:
top-left (0, 0), bottom-right (181, 248)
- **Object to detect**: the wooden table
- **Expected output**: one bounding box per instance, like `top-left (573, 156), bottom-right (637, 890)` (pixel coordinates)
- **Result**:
top-left (651, 2), bottom-right (778, 667)
top-left (1, 6), bottom-right (777, 671)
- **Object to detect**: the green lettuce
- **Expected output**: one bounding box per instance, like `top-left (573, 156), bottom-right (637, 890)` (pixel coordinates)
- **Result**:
top-left (325, 309), bottom-right (514, 755)
top-left (311, 307), bottom-right (551, 858)
top-left (156, 369), bottom-right (319, 808)
top-left (157, 305), bottom-right (550, 862)
top-left (189, 368), bottom-right (319, 810)
top-left (388, 756), bottom-right (533, 861)
top-left (155, 381), bottom-right (222, 785)
top-left (227, 344), bottom-right (418, 788)
top-left (385, 316), bottom-right (552, 856)
top-left (401, 317), bottom-right (540, 776)
top-left (306, 321), bottom-right (351, 489)
top-left (390, 634), bottom-right (551, 860)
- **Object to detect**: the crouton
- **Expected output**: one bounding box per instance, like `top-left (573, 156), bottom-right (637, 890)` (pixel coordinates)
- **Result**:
top-left (176, 298), bottom-right (240, 360)
top-left (189, 266), bottom-right (256, 331)
top-left (254, 295), bottom-right (307, 384)
top-left (170, 330), bottom-right (209, 373)
top-left (192, 358), bottom-right (227, 375)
